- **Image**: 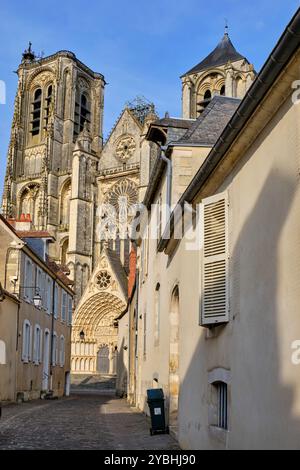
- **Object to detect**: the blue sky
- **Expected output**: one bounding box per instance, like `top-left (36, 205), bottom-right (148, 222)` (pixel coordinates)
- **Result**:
top-left (0, 0), bottom-right (299, 195)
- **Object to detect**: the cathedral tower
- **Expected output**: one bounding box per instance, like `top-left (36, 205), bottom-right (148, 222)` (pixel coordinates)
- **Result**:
top-left (2, 44), bottom-right (105, 302)
top-left (181, 30), bottom-right (256, 118)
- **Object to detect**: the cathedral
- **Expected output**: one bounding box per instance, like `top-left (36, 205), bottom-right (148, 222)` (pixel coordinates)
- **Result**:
top-left (1, 32), bottom-right (255, 376)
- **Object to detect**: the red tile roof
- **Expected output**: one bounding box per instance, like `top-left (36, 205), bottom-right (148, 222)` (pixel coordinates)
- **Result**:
top-left (16, 231), bottom-right (54, 239)
top-left (46, 255), bottom-right (74, 287)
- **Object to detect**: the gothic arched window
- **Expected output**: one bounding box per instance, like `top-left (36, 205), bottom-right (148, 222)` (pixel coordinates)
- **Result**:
top-left (31, 88), bottom-right (42, 137)
top-left (204, 89), bottom-right (212, 101)
top-left (61, 238), bottom-right (69, 266)
top-left (44, 84), bottom-right (53, 129)
top-left (60, 180), bottom-right (71, 227)
top-left (220, 85), bottom-right (226, 96)
top-left (19, 184), bottom-right (40, 228)
top-left (74, 92), bottom-right (91, 140)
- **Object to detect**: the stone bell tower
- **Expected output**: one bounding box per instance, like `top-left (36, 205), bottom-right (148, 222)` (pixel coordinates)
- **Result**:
top-left (181, 29), bottom-right (256, 119)
top-left (1, 44), bottom-right (105, 293)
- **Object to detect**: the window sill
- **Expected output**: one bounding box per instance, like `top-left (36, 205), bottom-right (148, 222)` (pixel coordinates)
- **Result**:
top-left (208, 425), bottom-right (229, 445)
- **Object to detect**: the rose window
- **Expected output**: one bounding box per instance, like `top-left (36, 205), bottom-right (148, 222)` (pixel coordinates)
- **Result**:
top-left (115, 136), bottom-right (136, 161)
top-left (96, 271), bottom-right (111, 289)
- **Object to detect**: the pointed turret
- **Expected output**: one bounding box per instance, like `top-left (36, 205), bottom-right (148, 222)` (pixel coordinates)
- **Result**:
top-left (181, 30), bottom-right (256, 119)
top-left (182, 32), bottom-right (248, 77)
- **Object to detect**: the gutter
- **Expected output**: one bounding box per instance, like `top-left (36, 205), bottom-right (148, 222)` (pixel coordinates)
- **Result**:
top-left (166, 142), bottom-right (214, 148)
top-left (143, 150), bottom-right (168, 209)
top-left (159, 7), bottom-right (300, 252)
top-left (161, 147), bottom-right (172, 209)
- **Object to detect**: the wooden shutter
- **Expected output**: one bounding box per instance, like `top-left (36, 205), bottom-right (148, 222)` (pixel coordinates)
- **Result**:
top-left (68, 296), bottom-right (73, 325)
top-left (39, 329), bottom-right (43, 364)
top-left (24, 258), bottom-right (28, 300)
top-left (62, 292), bottom-right (67, 321)
top-left (28, 324), bottom-right (33, 361)
top-left (54, 284), bottom-right (59, 319)
top-left (201, 192), bottom-right (229, 326)
top-left (33, 326), bottom-right (37, 364)
top-left (22, 321), bottom-right (27, 361)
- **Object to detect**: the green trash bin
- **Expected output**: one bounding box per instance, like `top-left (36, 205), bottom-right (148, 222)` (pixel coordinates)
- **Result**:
top-left (147, 389), bottom-right (169, 435)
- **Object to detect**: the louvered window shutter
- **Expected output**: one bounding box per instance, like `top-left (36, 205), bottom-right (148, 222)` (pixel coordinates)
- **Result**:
top-left (28, 325), bottom-right (33, 361)
top-left (68, 296), bottom-right (73, 325)
top-left (39, 330), bottom-right (43, 363)
top-left (33, 326), bottom-right (37, 364)
top-left (54, 284), bottom-right (59, 319)
top-left (22, 322), bottom-right (27, 361)
top-left (201, 192), bottom-right (229, 326)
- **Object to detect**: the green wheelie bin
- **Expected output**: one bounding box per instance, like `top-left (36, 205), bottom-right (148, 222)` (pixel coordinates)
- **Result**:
top-left (147, 388), bottom-right (169, 435)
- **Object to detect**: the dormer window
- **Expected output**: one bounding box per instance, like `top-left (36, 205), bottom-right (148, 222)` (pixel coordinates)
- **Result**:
top-left (31, 89), bottom-right (42, 136)
top-left (74, 92), bottom-right (91, 140)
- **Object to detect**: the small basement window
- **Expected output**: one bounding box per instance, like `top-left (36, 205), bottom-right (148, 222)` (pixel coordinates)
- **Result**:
top-left (215, 382), bottom-right (228, 430)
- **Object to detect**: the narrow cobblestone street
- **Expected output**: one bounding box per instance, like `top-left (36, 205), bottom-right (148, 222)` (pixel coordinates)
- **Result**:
top-left (0, 392), bottom-right (179, 450)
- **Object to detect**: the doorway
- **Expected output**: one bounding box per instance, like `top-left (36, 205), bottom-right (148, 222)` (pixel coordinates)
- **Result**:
top-left (97, 345), bottom-right (109, 374)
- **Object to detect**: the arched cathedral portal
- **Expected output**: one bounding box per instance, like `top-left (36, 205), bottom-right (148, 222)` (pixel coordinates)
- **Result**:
top-left (71, 291), bottom-right (126, 375)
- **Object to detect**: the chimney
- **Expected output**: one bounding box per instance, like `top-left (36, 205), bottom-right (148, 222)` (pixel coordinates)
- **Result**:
top-left (14, 213), bottom-right (32, 231)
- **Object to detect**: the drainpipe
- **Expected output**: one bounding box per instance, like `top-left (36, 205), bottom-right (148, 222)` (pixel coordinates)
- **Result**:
top-left (160, 147), bottom-right (172, 211)
top-left (49, 278), bottom-right (56, 392)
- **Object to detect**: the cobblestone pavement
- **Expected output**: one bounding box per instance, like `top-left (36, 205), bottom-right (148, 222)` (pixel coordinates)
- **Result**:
top-left (0, 392), bottom-right (179, 450)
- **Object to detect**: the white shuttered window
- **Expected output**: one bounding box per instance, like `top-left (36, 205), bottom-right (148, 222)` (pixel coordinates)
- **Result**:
top-left (201, 192), bottom-right (229, 326)
top-left (61, 292), bottom-right (67, 322)
top-left (54, 284), bottom-right (59, 319)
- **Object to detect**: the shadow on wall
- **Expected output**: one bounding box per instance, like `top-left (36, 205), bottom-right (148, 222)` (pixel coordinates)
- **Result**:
top-left (178, 163), bottom-right (300, 449)
top-left (116, 338), bottom-right (127, 398)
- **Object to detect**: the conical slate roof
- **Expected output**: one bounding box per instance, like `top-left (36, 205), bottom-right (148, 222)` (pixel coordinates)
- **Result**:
top-left (183, 33), bottom-right (248, 77)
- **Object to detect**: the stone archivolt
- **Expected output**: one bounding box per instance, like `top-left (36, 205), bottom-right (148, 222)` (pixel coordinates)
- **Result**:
top-left (72, 291), bottom-right (125, 340)
top-left (71, 291), bottom-right (126, 374)
top-left (28, 68), bottom-right (56, 90)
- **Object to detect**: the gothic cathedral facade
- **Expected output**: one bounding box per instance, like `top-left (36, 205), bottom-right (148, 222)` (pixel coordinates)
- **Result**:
top-left (2, 32), bottom-right (255, 377)
top-left (2, 44), bottom-right (158, 376)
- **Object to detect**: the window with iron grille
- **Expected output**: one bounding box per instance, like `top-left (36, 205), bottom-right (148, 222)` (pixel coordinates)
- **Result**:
top-left (216, 382), bottom-right (228, 430)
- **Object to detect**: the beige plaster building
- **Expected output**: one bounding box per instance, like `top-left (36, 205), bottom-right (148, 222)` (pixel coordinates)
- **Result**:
top-left (126, 10), bottom-right (300, 450)
top-left (0, 215), bottom-right (73, 401)
top-left (0, 286), bottom-right (19, 402)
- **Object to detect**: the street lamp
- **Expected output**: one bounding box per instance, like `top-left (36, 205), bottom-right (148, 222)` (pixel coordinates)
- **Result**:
top-left (33, 292), bottom-right (42, 308)
top-left (80, 330), bottom-right (85, 341)
top-left (16, 285), bottom-right (42, 308)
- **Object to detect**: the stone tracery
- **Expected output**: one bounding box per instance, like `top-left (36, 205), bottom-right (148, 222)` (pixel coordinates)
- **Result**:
top-left (115, 135), bottom-right (136, 161)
